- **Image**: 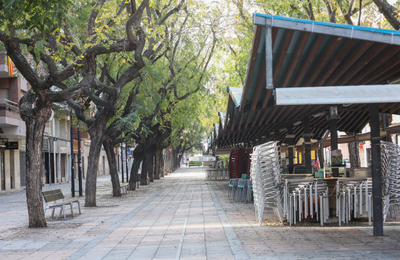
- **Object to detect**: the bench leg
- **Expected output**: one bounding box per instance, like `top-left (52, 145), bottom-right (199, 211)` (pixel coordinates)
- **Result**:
top-left (62, 205), bottom-right (66, 220)
top-left (52, 208), bottom-right (56, 218)
top-left (70, 202), bottom-right (74, 218)
top-left (78, 201), bottom-right (81, 214)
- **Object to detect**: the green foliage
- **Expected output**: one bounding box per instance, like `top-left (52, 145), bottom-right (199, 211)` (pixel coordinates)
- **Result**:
top-left (189, 161), bottom-right (202, 166)
top-left (218, 154), bottom-right (229, 168)
top-left (0, 0), bottom-right (72, 33)
top-left (109, 0), bottom-right (219, 152)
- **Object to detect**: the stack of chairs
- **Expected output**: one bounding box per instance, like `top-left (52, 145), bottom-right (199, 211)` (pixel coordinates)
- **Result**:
top-left (284, 178), bottom-right (329, 226)
top-left (229, 149), bottom-right (244, 179)
top-left (250, 141), bottom-right (283, 225)
top-left (381, 141), bottom-right (400, 222)
top-left (336, 178), bottom-right (372, 226)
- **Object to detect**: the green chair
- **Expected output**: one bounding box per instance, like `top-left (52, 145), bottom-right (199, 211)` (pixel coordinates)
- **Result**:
top-left (246, 179), bottom-right (253, 202)
top-left (237, 179), bottom-right (247, 202)
top-left (228, 178), bottom-right (239, 200)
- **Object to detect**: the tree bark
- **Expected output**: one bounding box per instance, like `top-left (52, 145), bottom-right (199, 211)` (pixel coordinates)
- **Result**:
top-left (160, 149), bottom-right (165, 177)
top-left (348, 141), bottom-right (361, 167)
top-left (164, 148), bottom-right (169, 176)
top-left (129, 144), bottom-right (144, 190)
top-left (155, 149), bottom-right (163, 179)
top-left (318, 142), bottom-right (325, 169)
top-left (141, 151), bottom-right (151, 185)
top-left (166, 145), bottom-right (172, 174)
top-left (85, 126), bottom-right (106, 207)
top-left (23, 103), bottom-right (52, 228)
top-left (148, 150), bottom-right (155, 182)
top-left (373, 0), bottom-right (400, 30)
top-left (103, 139), bottom-right (121, 197)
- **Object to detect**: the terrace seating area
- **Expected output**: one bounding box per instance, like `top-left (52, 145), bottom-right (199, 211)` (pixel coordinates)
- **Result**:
top-left (227, 140), bottom-right (400, 228)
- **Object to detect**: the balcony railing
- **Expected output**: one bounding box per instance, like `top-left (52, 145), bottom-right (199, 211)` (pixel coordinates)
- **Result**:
top-left (0, 99), bottom-right (19, 113)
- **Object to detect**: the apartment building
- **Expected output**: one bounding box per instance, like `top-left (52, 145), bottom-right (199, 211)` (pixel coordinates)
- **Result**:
top-left (0, 52), bottom-right (109, 192)
top-left (0, 52), bottom-right (27, 191)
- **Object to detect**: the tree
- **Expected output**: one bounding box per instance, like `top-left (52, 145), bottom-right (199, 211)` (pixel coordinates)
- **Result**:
top-left (67, 0), bottom-right (186, 206)
top-left (372, 0), bottom-right (400, 30)
top-left (118, 2), bottom-right (218, 187)
top-left (0, 0), bottom-right (184, 226)
top-left (1, 0), bottom-right (98, 228)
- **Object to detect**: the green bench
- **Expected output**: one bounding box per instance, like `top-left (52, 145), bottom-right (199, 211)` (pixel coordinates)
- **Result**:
top-left (42, 189), bottom-right (81, 220)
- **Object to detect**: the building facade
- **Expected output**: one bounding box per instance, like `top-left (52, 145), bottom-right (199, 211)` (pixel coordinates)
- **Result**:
top-left (0, 52), bottom-right (110, 193)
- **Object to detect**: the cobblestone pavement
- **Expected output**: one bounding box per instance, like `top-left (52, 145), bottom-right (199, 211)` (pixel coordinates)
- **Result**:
top-left (1, 167), bottom-right (400, 259)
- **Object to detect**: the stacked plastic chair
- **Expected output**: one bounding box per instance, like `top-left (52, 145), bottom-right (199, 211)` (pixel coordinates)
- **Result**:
top-left (381, 141), bottom-right (400, 222)
top-left (229, 149), bottom-right (243, 179)
top-left (229, 149), bottom-right (252, 179)
top-left (336, 178), bottom-right (372, 226)
top-left (250, 141), bottom-right (283, 225)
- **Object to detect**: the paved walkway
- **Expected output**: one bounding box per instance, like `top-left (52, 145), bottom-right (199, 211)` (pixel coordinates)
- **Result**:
top-left (1, 167), bottom-right (400, 259)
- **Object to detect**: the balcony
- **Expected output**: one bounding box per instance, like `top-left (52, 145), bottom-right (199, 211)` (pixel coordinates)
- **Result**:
top-left (0, 99), bottom-right (25, 136)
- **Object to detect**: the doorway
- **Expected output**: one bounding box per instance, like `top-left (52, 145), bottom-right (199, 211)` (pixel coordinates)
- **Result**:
top-left (44, 152), bottom-right (55, 184)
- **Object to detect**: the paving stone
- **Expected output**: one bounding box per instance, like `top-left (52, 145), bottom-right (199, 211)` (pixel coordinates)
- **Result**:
top-left (1, 168), bottom-right (400, 259)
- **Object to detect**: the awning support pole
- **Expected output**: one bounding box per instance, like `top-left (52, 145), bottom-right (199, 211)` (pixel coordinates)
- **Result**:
top-left (370, 103), bottom-right (383, 236)
top-left (327, 106), bottom-right (340, 177)
top-left (265, 25), bottom-right (273, 89)
top-left (304, 116), bottom-right (312, 174)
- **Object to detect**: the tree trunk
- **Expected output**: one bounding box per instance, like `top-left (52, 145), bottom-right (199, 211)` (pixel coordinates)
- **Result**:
top-left (348, 141), bottom-right (361, 168)
top-left (85, 128), bottom-right (105, 207)
top-left (381, 113), bottom-right (393, 142)
top-left (103, 139), bottom-right (121, 197)
top-left (155, 149), bottom-right (163, 179)
top-left (172, 148), bottom-right (178, 171)
top-left (164, 147), bottom-right (170, 175)
top-left (318, 142), bottom-right (325, 169)
top-left (178, 154), bottom-right (182, 167)
top-left (373, 0), bottom-right (400, 30)
top-left (129, 144), bottom-right (144, 190)
top-left (149, 151), bottom-right (155, 182)
top-left (141, 151), bottom-right (151, 185)
top-left (160, 149), bottom-right (165, 177)
top-left (167, 146), bottom-right (173, 174)
top-left (23, 105), bottom-right (52, 228)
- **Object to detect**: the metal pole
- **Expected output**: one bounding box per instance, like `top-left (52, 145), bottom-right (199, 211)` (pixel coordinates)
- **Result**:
top-left (48, 139), bottom-right (52, 185)
top-left (52, 117), bottom-right (56, 183)
top-left (370, 103), bottom-right (383, 236)
top-left (121, 145), bottom-right (124, 183)
top-left (330, 118), bottom-right (339, 177)
top-left (78, 130), bottom-right (82, 196)
top-left (125, 141), bottom-right (128, 182)
top-left (265, 25), bottom-right (273, 89)
top-left (70, 110), bottom-right (75, 197)
top-left (304, 116), bottom-right (312, 174)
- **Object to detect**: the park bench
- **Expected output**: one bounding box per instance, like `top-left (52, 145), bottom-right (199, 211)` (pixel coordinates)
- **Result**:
top-left (42, 189), bottom-right (81, 220)
top-left (110, 183), bottom-right (130, 195)
top-left (120, 184), bottom-right (129, 194)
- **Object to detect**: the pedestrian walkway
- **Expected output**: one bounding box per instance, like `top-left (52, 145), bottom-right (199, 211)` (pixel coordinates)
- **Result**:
top-left (1, 167), bottom-right (400, 259)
